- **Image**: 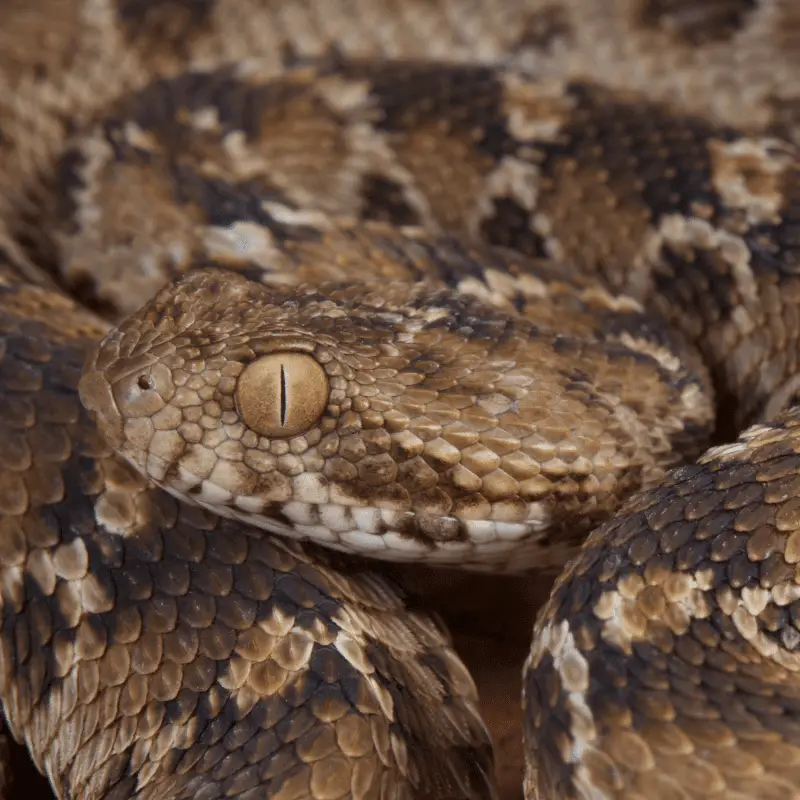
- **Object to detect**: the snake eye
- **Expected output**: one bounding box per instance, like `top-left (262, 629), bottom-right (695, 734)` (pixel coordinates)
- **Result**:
top-left (235, 353), bottom-right (329, 438)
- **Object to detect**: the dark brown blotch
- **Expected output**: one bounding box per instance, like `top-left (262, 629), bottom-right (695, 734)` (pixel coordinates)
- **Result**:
top-left (346, 62), bottom-right (514, 160)
top-left (638, 0), bottom-right (758, 46)
top-left (523, 650), bottom-right (576, 796)
top-left (116, 0), bottom-right (215, 55)
top-left (479, 196), bottom-right (549, 258)
top-left (172, 167), bottom-right (321, 243)
top-left (404, 284), bottom-right (526, 342)
top-left (360, 174), bottom-right (421, 226)
top-left (514, 4), bottom-right (573, 53)
top-left (542, 82), bottom-right (731, 223)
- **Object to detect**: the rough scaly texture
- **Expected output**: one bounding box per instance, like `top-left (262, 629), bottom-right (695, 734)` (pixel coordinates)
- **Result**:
top-left (3, 2), bottom-right (800, 799)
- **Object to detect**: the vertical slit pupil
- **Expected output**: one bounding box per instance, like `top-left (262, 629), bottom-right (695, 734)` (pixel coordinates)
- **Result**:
top-left (280, 363), bottom-right (287, 425)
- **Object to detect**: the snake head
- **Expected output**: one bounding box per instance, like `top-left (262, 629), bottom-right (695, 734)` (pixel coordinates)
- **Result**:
top-left (79, 265), bottom-right (711, 572)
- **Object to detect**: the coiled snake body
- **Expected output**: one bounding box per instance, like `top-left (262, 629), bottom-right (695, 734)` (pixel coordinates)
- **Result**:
top-left (2, 1), bottom-right (800, 798)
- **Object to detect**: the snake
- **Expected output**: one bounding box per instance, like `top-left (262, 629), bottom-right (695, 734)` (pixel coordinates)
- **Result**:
top-left (2, 1), bottom-right (800, 798)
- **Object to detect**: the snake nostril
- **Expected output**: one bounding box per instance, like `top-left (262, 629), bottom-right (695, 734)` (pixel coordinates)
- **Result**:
top-left (137, 374), bottom-right (154, 391)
